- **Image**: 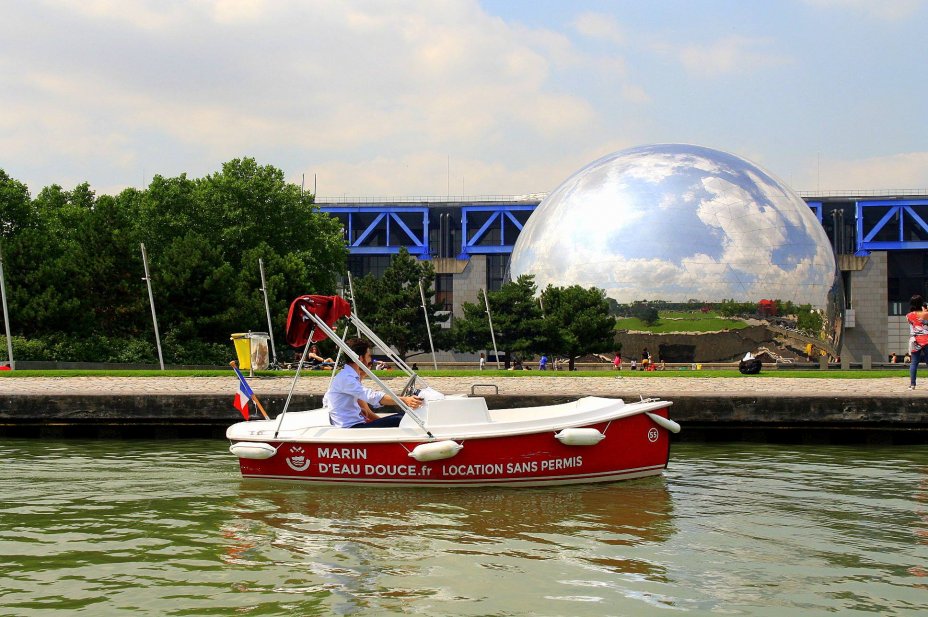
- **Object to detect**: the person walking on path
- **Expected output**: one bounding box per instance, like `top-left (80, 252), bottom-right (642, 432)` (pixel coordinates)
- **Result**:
top-left (479, 352), bottom-right (486, 370)
top-left (906, 294), bottom-right (928, 390)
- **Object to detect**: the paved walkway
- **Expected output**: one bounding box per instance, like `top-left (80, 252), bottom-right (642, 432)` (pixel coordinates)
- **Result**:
top-left (2, 374), bottom-right (924, 398)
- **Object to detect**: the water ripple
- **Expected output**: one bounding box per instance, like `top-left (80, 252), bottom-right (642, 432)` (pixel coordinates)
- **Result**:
top-left (0, 439), bottom-right (926, 615)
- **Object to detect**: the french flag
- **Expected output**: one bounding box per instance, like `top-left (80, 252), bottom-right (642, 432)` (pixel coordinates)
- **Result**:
top-left (231, 364), bottom-right (255, 420)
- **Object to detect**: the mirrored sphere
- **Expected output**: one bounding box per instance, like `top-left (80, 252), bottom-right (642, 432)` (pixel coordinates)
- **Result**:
top-left (510, 144), bottom-right (843, 354)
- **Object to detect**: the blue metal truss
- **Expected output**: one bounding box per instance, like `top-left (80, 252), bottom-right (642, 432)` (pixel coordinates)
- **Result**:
top-left (807, 201), bottom-right (822, 223)
top-left (458, 204), bottom-right (536, 258)
top-left (320, 206), bottom-right (430, 257)
top-left (855, 200), bottom-right (928, 254)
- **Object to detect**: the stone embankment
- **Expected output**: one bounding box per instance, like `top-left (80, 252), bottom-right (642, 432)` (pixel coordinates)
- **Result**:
top-left (2, 375), bottom-right (926, 441)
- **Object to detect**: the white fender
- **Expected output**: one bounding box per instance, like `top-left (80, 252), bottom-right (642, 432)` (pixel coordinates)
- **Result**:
top-left (555, 428), bottom-right (606, 446)
top-left (645, 412), bottom-right (681, 434)
top-left (408, 440), bottom-right (463, 462)
top-left (229, 442), bottom-right (277, 460)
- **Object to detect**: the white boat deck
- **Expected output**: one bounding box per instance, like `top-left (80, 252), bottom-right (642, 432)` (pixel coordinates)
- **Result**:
top-left (227, 396), bottom-right (671, 444)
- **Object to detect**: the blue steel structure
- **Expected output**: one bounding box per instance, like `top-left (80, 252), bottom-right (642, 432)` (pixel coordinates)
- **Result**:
top-left (854, 199), bottom-right (928, 255)
top-left (807, 201), bottom-right (823, 223)
top-left (319, 202), bottom-right (537, 259)
top-left (320, 198), bottom-right (928, 259)
top-left (321, 205), bottom-right (431, 257)
top-left (458, 204), bottom-right (535, 259)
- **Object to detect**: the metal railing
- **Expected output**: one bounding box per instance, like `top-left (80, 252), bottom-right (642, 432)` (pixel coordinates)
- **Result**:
top-left (315, 194), bottom-right (546, 205)
top-left (798, 189), bottom-right (928, 198)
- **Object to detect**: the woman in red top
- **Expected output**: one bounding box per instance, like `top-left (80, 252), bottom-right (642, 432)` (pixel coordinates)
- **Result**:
top-left (906, 294), bottom-right (928, 390)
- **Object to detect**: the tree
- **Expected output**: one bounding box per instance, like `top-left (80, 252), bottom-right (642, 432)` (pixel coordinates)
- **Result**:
top-left (540, 285), bottom-right (616, 370)
top-left (351, 248), bottom-right (448, 360)
top-left (630, 303), bottom-right (660, 326)
top-left (453, 274), bottom-right (551, 364)
top-left (0, 169), bottom-right (32, 239)
top-left (0, 160), bottom-right (349, 363)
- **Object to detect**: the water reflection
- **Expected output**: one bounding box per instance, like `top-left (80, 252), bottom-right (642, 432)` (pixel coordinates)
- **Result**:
top-left (3, 440), bottom-right (927, 616)
top-left (221, 479), bottom-right (676, 609)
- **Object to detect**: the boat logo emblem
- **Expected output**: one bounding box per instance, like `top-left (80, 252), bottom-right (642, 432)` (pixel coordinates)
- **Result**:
top-left (286, 446), bottom-right (311, 471)
top-left (647, 428), bottom-right (659, 443)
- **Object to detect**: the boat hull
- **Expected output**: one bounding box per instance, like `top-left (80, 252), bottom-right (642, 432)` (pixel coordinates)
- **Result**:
top-left (235, 407), bottom-right (672, 487)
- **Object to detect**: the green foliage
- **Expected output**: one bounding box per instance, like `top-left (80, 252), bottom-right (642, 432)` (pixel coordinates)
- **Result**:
top-left (352, 248), bottom-right (449, 360)
top-left (540, 285), bottom-right (616, 370)
top-left (452, 274), bottom-right (552, 362)
top-left (0, 160), bottom-right (348, 363)
top-left (797, 308), bottom-right (824, 336)
top-left (630, 303), bottom-right (660, 325)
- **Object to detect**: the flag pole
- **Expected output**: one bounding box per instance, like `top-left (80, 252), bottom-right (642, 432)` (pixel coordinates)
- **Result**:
top-left (258, 258), bottom-right (278, 369)
top-left (230, 361), bottom-right (269, 419)
top-left (347, 271), bottom-right (360, 337)
top-left (419, 278), bottom-right (438, 370)
top-left (140, 243), bottom-right (165, 370)
top-left (0, 244), bottom-right (14, 370)
top-left (483, 288), bottom-right (501, 369)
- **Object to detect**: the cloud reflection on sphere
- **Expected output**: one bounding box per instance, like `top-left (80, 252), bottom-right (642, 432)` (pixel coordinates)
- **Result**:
top-left (509, 144), bottom-right (843, 353)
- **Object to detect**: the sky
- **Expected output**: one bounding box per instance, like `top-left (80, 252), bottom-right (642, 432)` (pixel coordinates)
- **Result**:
top-left (1, 0), bottom-right (927, 199)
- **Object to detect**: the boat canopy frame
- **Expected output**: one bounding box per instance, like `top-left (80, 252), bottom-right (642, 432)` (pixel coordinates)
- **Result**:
top-left (276, 295), bottom-right (435, 439)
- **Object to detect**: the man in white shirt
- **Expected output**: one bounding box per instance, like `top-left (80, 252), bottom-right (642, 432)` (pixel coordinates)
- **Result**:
top-left (325, 338), bottom-right (423, 428)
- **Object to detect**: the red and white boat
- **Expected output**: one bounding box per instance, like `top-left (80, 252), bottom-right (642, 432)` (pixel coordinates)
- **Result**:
top-left (227, 295), bottom-right (679, 487)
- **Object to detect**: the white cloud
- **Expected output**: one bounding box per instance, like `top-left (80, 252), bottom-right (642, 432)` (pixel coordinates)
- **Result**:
top-left (2, 0), bottom-right (621, 194)
top-left (675, 35), bottom-right (790, 77)
top-left (801, 0), bottom-right (925, 21)
top-left (802, 152), bottom-right (928, 192)
top-left (573, 12), bottom-right (626, 46)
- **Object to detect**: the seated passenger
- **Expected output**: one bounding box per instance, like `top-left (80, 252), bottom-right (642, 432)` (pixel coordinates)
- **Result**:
top-left (325, 338), bottom-right (422, 428)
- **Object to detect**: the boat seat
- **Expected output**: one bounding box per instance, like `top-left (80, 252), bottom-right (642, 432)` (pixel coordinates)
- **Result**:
top-left (399, 397), bottom-right (491, 428)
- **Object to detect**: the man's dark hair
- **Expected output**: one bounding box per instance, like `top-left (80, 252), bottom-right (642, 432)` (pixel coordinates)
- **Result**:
top-left (911, 294), bottom-right (925, 312)
top-left (346, 338), bottom-right (371, 362)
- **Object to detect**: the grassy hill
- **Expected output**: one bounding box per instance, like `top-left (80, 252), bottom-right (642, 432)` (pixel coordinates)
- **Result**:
top-left (615, 310), bottom-right (749, 333)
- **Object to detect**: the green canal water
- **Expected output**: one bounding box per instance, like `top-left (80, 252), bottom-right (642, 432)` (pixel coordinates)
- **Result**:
top-left (1, 440), bottom-right (926, 616)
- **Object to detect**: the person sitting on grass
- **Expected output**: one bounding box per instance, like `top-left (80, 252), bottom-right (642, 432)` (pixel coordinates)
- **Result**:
top-left (307, 345), bottom-right (335, 370)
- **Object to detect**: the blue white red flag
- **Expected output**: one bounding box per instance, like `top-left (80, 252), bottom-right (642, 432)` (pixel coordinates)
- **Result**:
top-left (231, 364), bottom-right (254, 420)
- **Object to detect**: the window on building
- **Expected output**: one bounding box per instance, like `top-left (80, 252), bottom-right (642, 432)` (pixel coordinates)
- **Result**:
top-left (347, 255), bottom-right (392, 280)
top-left (434, 274), bottom-right (453, 311)
top-left (887, 250), bottom-right (928, 314)
top-left (487, 255), bottom-right (509, 291)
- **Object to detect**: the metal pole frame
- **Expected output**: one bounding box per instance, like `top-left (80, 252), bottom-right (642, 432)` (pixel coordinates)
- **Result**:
top-left (347, 271), bottom-right (360, 337)
top-left (275, 328), bottom-right (315, 438)
top-left (483, 289), bottom-right (501, 369)
top-left (350, 314), bottom-right (431, 390)
top-left (303, 307), bottom-right (433, 438)
top-left (0, 244), bottom-right (13, 369)
top-left (418, 279), bottom-right (438, 370)
top-left (258, 258), bottom-right (278, 368)
top-left (140, 243), bottom-right (165, 370)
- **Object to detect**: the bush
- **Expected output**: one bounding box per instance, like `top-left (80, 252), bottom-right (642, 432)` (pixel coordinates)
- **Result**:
top-left (1, 333), bottom-right (230, 365)
top-left (630, 304), bottom-right (659, 326)
top-left (162, 331), bottom-right (232, 365)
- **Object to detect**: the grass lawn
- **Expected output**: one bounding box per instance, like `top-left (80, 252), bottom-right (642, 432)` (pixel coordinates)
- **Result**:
top-left (615, 310), bottom-right (748, 333)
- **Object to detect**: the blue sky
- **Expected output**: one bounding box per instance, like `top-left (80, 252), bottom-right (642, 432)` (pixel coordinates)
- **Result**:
top-left (1, 0), bottom-right (926, 198)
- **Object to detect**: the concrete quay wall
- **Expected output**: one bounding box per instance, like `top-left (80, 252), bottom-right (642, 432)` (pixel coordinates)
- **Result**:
top-left (2, 375), bottom-right (927, 442)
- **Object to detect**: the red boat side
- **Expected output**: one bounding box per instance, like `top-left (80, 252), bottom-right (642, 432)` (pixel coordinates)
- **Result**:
top-left (236, 406), bottom-right (673, 487)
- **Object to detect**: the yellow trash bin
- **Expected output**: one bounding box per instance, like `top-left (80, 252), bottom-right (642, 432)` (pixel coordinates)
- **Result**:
top-left (231, 333), bottom-right (252, 370)
top-left (231, 332), bottom-right (270, 371)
